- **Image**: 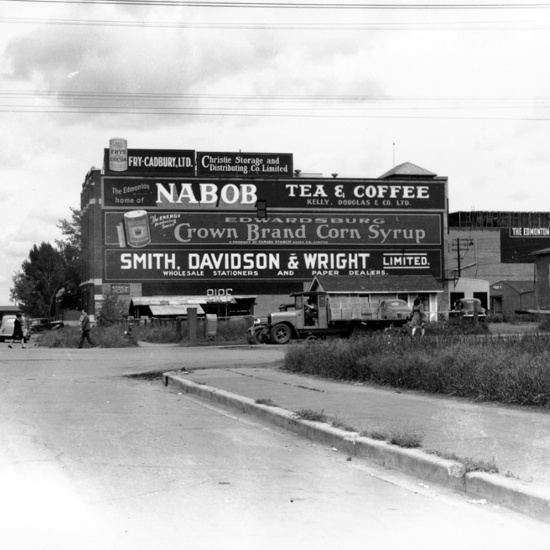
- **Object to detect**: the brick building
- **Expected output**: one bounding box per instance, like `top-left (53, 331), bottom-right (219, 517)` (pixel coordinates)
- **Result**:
top-left (448, 211), bottom-right (549, 314)
top-left (79, 141), bottom-right (451, 321)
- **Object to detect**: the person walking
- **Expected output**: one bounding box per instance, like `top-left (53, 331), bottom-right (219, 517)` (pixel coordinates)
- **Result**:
top-left (8, 312), bottom-right (26, 349)
top-left (78, 309), bottom-right (97, 348)
top-left (410, 297), bottom-right (426, 338)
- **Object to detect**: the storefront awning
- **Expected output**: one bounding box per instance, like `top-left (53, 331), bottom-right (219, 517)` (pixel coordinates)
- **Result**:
top-left (130, 295), bottom-right (257, 317)
top-left (149, 304), bottom-right (205, 316)
top-left (130, 295), bottom-right (256, 307)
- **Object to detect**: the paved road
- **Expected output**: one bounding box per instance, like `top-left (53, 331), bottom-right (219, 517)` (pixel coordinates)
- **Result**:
top-left (1, 345), bottom-right (550, 549)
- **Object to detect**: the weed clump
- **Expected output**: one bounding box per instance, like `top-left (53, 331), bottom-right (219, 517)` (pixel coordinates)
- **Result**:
top-left (294, 409), bottom-right (329, 423)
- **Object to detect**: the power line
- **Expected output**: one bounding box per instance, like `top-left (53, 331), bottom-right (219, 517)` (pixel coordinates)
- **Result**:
top-left (2, 0), bottom-right (550, 9)
top-left (2, 103), bottom-right (546, 111)
top-left (2, 90), bottom-right (550, 102)
top-left (0, 90), bottom-right (548, 119)
top-left (2, 16), bottom-right (549, 30)
top-left (0, 107), bottom-right (548, 120)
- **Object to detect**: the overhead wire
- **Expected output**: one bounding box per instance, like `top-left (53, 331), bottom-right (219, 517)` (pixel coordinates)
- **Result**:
top-left (1, 90), bottom-right (549, 102)
top-left (0, 90), bottom-right (548, 120)
top-left (1, 2), bottom-right (548, 121)
top-left (1, 16), bottom-right (549, 29)
top-left (2, 0), bottom-right (550, 9)
top-left (0, 106), bottom-right (548, 121)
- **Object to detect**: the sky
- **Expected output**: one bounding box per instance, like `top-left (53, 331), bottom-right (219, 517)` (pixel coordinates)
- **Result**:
top-left (0, 0), bottom-right (549, 304)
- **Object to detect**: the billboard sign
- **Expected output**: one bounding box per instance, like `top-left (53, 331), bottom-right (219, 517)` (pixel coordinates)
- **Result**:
top-left (103, 178), bottom-right (446, 210)
top-left (105, 211), bottom-right (442, 248)
top-left (197, 152), bottom-right (293, 177)
top-left (501, 228), bottom-right (550, 263)
top-left (105, 248), bottom-right (442, 281)
top-left (110, 283), bottom-right (131, 295)
top-left (103, 148), bottom-right (195, 176)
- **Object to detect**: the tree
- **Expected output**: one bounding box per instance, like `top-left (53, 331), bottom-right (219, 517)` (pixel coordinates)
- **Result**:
top-left (56, 207), bottom-right (81, 250)
top-left (11, 243), bottom-right (66, 317)
top-left (11, 208), bottom-right (83, 316)
top-left (55, 207), bottom-right (82, 311)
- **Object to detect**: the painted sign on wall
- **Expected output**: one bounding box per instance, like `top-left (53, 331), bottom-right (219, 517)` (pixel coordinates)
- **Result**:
top-left (197, 152), bottom-right (293, 177)
top-left (105, 248), bottom-right (442, 281)
top-left (501, 228), bottom-right (550, 263)
top-left (103, 148), bottom-right (195, 176)
top-left (104, 211), bottom-right (442, 248)
top-left (103, 178), bottom-right (446, 210)
top-left (110, 283), bottom-right (131, 295)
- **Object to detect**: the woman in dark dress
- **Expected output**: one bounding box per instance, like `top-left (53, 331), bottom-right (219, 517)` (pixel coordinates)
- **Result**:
top-left (8, 312), bottom-right (26, 349)
top-left (410, 297), bottom-right (426, 338)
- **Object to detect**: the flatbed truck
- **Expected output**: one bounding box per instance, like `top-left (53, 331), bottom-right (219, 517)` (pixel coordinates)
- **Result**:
top-left (248, 290), bottom-right (412, 344)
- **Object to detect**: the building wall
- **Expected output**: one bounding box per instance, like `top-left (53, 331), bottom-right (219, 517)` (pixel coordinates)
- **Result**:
top-left (535, 255), bottom-right (550, 309)
top-left (80, 147), bottom-right (449, 320)
top-left (489, 282), bottom-right (535, 317)
top-left (447, 228), bottom-right (535, 284)
top-left (80, 168), bottom-right (103, 319)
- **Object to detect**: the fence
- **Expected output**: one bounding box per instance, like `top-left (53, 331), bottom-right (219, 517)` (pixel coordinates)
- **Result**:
top-left (125, 314), bottom-right (255, 341)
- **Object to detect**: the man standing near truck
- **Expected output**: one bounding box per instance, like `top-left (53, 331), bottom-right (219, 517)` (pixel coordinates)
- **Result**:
top-left (305, 296), bottom-right (318, 326)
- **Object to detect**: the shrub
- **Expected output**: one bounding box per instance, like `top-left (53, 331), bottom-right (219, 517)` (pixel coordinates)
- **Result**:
top-left (284, 331), bottom-right (550, 408)
top-left (37, 316), bottom-right (252, 348)
top-left (37, 325), bottom-right (137, 348)
top-left (97, 295), bottom-right (127, 326)
top-left (132, 323), bottom-right (181, 344)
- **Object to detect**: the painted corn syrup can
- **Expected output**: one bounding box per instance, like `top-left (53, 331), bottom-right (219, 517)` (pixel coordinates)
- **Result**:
top-left (124, 210), bottom-right (150, 248)
top-left (109, 137), bottom-right (128, 171)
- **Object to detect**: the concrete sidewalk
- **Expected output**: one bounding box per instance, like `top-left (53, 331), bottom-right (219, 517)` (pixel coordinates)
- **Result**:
top-left (164, 363), bottom-right (550, 522)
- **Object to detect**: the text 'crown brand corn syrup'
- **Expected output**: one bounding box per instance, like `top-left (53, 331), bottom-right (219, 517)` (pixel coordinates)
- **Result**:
top-left (109, 137), bottom-right (128, 171)
top-left (124, 210), bottom-right (151, 248)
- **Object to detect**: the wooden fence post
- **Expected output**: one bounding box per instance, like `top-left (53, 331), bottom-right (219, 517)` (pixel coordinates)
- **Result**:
top-left (188, 308), bottom-right (197, 341)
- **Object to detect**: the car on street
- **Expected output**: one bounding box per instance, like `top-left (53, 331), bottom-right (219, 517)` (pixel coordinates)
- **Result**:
top-left (29, 318), bottom-right (64, 333)
top-left (0, 315), bottom-right (32, 342)
top-left (0, 315), bottom-right (16, 342)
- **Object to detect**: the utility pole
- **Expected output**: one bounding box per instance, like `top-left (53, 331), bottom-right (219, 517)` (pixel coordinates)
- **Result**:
top-left (456, 238), bottom-right (461, 277)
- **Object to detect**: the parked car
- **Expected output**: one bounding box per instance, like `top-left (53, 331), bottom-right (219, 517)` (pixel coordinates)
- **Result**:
top-left (449, 298), bottom-right (487, 320)
top-left (29, 318), bottom-right (64, 333)
top-left (0, 315), bottom-right (31, 342)
top-left (0, 315), bottom-right (16, 342)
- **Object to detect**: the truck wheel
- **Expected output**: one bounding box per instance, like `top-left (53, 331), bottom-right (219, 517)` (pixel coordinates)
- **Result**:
top-left (251, 327), bottom-right (267, 345)
top-left (270, 323), bottom-right (292, 344)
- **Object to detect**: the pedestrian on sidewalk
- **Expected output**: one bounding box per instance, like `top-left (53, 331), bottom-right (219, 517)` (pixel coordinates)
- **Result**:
top-left (8, 312), bottom-right (26, 349)
top-left (78, 309), bottom-right (97, 348)
top-left (410, 297), bottom-right (426, 338)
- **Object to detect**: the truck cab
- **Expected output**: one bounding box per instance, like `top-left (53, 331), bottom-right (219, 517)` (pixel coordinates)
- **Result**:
top-left (264, 292), bottom-right (329, 344)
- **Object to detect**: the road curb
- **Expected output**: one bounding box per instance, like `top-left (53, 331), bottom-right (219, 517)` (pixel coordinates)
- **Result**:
top-left (465, 472), bottom-right (550, 522)
top-left (164, 373), bottom-right (550, 523)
